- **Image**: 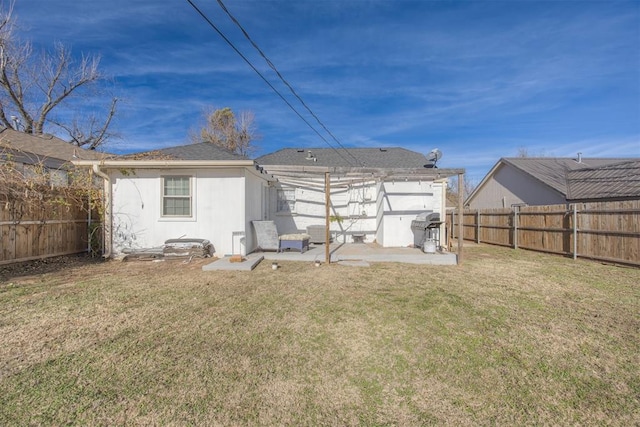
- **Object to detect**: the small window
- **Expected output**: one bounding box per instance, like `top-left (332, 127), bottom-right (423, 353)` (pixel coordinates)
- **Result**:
top-left (49, 169), bottom-right (69, 187)
top-left (162, 176), bottom-right (192, 217)
top-left (277, 188), bottom-right (296, 213)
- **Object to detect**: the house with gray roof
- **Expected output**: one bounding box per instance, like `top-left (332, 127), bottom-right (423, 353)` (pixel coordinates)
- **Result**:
top-left (465, 156), bottom-right (639, 209)
top-left (72, 143), bottom-right (462, 257)
top-left (73, 143), bottom-right (273, 258)
top-left (0, 127), bottom-right (107, 185)
top-left (257, 147), bottom-right (461, 249)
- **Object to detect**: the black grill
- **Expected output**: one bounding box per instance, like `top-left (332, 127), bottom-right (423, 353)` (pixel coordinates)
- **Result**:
top-left (411, 212), bottom-right (442, 251)
top-left (410, 212), bottom-right (441, 230)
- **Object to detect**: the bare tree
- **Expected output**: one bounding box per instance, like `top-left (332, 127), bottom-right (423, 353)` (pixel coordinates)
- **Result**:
top-left (0, 4), bottom-right (118, 148)
top-left (516, 146), bottom-right (530, 158)
top-left (191, 107), bottom-right (259, 156)
top-left (48, 97), bottom-right (119, 150)
top-left (516, 146), bottom-right (548, 158)
top-left (447, 175), bottom-right (477, 205)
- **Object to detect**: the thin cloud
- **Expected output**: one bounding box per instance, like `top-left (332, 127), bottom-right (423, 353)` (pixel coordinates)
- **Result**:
top-left (9, 0), bottom-right (639, 180)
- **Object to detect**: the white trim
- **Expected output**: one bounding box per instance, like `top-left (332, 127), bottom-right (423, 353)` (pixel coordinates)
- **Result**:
top-left (73, 159), bottom-right (255, 168)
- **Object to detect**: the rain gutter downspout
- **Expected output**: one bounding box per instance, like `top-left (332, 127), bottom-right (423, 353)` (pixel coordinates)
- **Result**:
top-left (92, 164), bottom-right (112, 258)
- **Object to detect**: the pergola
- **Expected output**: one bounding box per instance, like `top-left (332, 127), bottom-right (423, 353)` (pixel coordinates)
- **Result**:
top-left (258, 164), bottom-right (467, 265)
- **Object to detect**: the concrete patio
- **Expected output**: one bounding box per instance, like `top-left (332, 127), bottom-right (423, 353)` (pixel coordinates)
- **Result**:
top-left (203, 242), bottom-right (457, 271)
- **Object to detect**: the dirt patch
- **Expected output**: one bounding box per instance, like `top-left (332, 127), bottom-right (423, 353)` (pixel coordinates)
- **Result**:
top-left (0, 254), bottom-right (104, 283)
top-left (0, 254), bottom-right (213, 283)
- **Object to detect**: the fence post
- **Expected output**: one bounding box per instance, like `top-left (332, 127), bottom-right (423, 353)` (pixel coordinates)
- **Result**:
top-left (513, 206), bottom-right (519, 249)
top-left (476, 210), bottom-right (480, 244)
top-left (572, 203), bottom-right (578, 260)
top-left (451, 210), bottom-right (455, 239)
top-left (457, 173), bottom-right (464, 265)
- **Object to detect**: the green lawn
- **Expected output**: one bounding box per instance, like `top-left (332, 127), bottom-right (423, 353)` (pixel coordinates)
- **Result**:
top-left (1, 246), bottom-right (638, 425)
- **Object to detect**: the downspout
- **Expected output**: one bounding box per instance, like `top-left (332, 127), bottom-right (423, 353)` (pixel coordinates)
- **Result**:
top-left (92, 164), bottom-right (112, 258)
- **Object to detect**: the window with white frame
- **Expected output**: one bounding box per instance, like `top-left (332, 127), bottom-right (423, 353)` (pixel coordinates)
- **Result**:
top-left (277, 188), bottom-right (296, 213)
top-left (162, 176), bottom-right (192, 217)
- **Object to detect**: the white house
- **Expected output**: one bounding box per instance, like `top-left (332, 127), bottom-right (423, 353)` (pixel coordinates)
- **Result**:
top-left (74, 143), bottom-right (273, 257)
top-left (75, 144), bottom-right (464, 258)
top-left (256, 148), bottom-right (463, 248)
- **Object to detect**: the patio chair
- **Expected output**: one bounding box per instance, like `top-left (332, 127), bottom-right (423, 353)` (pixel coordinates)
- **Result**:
top-left (251, 220), bottom-right (310, 253)
top-left (251, 220), bottom-right (280, 251)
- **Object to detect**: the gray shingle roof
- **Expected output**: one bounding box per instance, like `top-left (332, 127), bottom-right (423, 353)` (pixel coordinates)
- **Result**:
top-left (256, 147), bottom-right (431, 168)
top-left (502, 157), bottom-right (636, 196)
top-left (123, 142), bottom-right (248, 161)
top-left (0, 127), bottom-right (107, 168)
top-left (566, 160), bottom-right (640, 201)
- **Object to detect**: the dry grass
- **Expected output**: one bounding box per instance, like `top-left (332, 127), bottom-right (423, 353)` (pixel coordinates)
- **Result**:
top-left (0, 246), bottom-right (638, 426)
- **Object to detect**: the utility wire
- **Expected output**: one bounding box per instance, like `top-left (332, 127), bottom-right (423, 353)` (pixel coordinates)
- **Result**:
top-left (215, 0), bottom-right (363, 167)
top-left (184, 0), bottom-right (357, 167)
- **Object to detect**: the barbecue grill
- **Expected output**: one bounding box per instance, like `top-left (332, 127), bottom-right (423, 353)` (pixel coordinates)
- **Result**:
top-left (411, 212), bottom-right (442, 252)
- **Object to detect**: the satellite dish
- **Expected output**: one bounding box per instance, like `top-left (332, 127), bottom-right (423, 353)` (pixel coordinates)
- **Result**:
top-left (426, 148), bottom-right (442, 167)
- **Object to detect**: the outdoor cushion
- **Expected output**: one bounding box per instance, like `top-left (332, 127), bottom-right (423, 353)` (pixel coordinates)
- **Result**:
top-left (279, 233), bottom-right (311, 241)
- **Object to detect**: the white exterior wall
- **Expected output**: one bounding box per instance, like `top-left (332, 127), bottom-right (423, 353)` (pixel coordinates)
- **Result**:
top-left (110, 167), bottom-right (255, 257)
top-left (271, 178), bottom-right (378, 243)
top-left (269, 176), bottom-right (444, 247)
top-left (244, 171), bottom-right (270, 253)
top-left (271, 178), bottom-right (335, 236)
top-left (378, 180), bottom-right (443, 247)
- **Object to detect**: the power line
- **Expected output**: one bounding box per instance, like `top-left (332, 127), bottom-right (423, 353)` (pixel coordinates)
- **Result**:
top-left (184, 0), bottom-right (357, 167)
top-left (214, 0), bottom-right (363, 167)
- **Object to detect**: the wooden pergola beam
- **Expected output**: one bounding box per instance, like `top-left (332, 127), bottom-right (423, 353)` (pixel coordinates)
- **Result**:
top-left (260, 164), bottom-right (465, 178)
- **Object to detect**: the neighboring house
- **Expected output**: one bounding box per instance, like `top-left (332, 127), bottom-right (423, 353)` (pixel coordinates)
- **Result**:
top-left (465, 157), bottom-right (638, 209)
top-left (0, 127), bottom-right (106, 186)
top-left (256, 147), bottom-right (462, 248)
top-left (566, 160), bottom-right (640, 202)
top-left (73, 143), bottom-right (274, 257)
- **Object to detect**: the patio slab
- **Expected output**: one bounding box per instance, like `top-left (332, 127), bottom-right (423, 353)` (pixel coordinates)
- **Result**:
top-left (202, 254), bottom-right (264, 271)
top-left (256, 243), bottom-right (341, 263)
top-left (256, 243), bottom-right (458, 265)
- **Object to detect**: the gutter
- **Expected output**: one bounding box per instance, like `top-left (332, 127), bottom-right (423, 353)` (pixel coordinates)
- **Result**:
top-left (73, 159), bottom-right (256, 168)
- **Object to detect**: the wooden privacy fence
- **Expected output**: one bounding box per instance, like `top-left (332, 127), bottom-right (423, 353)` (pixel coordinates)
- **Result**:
top-left (0, 193), bottom-right (98, 265)
top-left (448, 200), bottom-right (640, 266)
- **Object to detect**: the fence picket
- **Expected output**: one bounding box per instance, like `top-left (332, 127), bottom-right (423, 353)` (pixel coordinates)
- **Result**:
top-left (0, 193), bottom-right (98, 265)
top-left (448, 201), bottom-right (639, 266)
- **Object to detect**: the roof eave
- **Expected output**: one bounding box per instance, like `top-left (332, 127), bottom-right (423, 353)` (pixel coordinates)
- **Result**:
top-left (72, 159), bottom-right (256, 168)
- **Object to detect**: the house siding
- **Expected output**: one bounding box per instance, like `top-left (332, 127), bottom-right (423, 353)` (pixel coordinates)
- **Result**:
top-left (378, 180), bottom-right (444, 247)
top-left (244, 171), bottom-right (269, 253)
top-left (468, 164), bottom-right (565, 209)
top-left (269, 176), bottom-right (445, 247)
top-left (110, 167), bottom-right (250, 256)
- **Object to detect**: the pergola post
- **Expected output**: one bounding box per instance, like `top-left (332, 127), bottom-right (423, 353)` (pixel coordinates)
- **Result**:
top-left (325, 171), bottom-right (331, 264)
top-left (457, 172), bottom-right (464, 265)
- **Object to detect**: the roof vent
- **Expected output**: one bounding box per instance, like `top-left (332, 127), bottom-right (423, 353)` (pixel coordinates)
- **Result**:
top-left (306, 150), bottom-right (316, 161)
top-left (297, 149), bottom-right (305, 153)
top-left (577, 152), bottom-right (582, 163)
top-left (379, 148), bottom-right (387, 152)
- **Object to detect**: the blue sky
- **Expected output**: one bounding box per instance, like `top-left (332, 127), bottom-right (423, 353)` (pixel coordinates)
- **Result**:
top-left (12, 0), bottom-right (640, 181)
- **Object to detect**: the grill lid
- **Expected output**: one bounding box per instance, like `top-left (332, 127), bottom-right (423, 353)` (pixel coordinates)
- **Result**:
top-left (411, 212), bottom-right (442, 229)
